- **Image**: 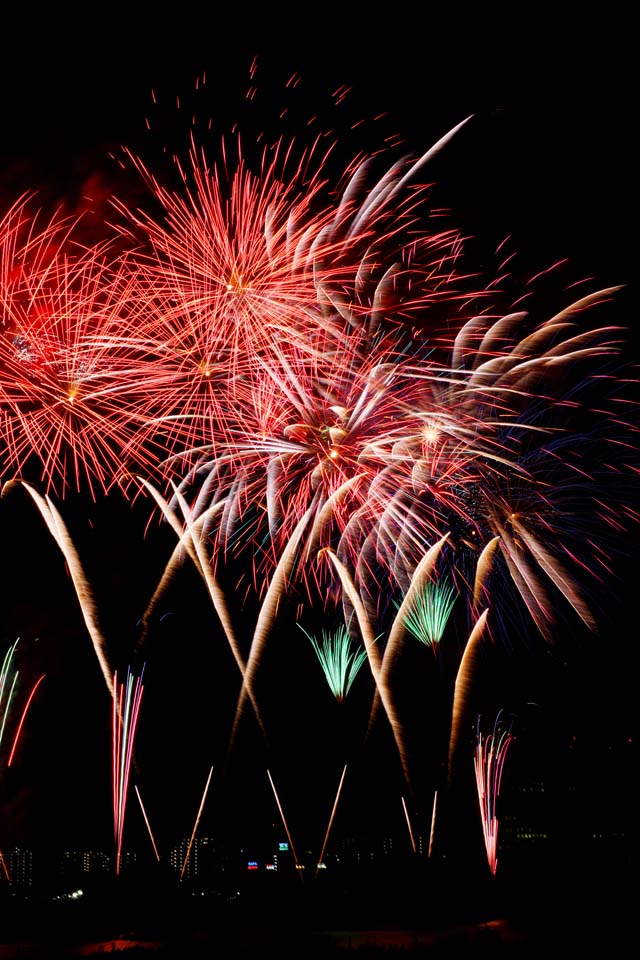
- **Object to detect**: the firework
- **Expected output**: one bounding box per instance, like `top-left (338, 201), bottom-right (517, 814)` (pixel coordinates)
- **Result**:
top-left (0, 638), bottom-right (45, 768)
top-left (363, 534), bottom-right (449, 765)
top-left (159, 272), bottom-right (634, 662)
top-left (267, 768), bottom-right (302, 878)
top-left (473, 710), bottom-right (515, 875)
top-left (109, 111), bottom-right (473, 426)
top-left (229, 501), bottom-right (319, 744)
top-left (7, 673), bottom-right (45, 768)
top-left (121, 119), bottom-right (633, 654)
top-left (320, 546), bottom-right (410, 779)
top-left (180, 765), bottom-right (214, 882)
top-left (316, 763), bottom-right (348, 877)
top-left (428, 790), bottom-right (438, 859)
top-left (0, 197), bottom-right (161, 498)
top-left (0, 640), bottom-right (20, 756)
top-left (134, 785), bottom-right (161, 863)
top-left (3, 479), bottom-right (113, 696)
top-left (398, 577), bottom-right (457, 652)
top-left (401, 795), bottom-right (417, 855)
top-left (447, 609), bottom-right (489, 784)
top-left (113, 115), bottom-right (490, 596)
top-left (0, 75), bottom-right (635, 883)
top-left (297, 621), bottom-right (367, 703)
top-left (1, 110), bottom-right (633, 660)
top-left (112, 666), bottom-right (145, 875)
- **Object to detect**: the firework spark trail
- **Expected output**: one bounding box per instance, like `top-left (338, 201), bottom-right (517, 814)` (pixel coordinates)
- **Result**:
top-left (428, 790), bottom-right (438, 859)
top-left (136, 478), bottom-right (245, 672)
top-left (230, 503), bottom-right (317, 745)
top-left (180, 765), bottom-right (214, 882)
top-left (474, 711), bottom-right (514, 875)
top-left (0, 193), bottom-right (78, 302)
top-left (509, 517), bottom-right (596, 630)
top-left (315, 763), bottom-right (348, 878)
top-left (379, 534), bottom-right (451, 673)
top-left (134, 785), bottom-right (161, 863)
top-left (0, 640), bottom-right (20, 755)
top-left (447, 609), bottom-right (489, 785)
top-left (363, 534), bottom-right (450, 758)
top-left (320, 547), bottom-right (414, 784)
top-left (137, 478), bottom-right (269, 741)
top-left (0, 640), bottom-right (45, 768)
top-left (112, 666), bottom-right (144, 875)
top-left (267, 768), bottom-right (302, 879)
top-left (2, 480), bottom-right (113, 696)
top-left (7, 673), bottom-right (45, 767)
top-left (472, 536), bottom-right (500, 613)
top-left (401, 795), bottom-right (417, 855)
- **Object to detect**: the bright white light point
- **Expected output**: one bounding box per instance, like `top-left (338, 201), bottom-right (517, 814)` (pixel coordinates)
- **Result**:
top-left (329, 449), bottom-right (338, 459)
top-left (422, 423), bottom-right (440, 444)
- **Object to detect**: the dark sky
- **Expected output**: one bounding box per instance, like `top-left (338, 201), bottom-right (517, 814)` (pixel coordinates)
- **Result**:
top-left (0, 9), bottom-right (634, 272)
top-left (0, 10), bottom-right (636, 870)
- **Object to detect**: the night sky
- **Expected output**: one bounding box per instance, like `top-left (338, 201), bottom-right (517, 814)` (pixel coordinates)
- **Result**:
top-left (0, 9), bottom-right (636, 881)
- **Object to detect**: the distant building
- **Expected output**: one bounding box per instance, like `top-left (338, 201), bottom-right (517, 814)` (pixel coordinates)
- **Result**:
top-left (3, 846), bottom-right (33, 888)
top-left (498, 777), bottom-right (550, 872)
top-left (169, 836), bottom-right (228, 885)
top-left (60, 848), bottom-right (111, 884)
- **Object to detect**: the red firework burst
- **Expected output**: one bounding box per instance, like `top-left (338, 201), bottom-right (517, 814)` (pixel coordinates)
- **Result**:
top-left (104, 116), bottom-right (474, 465)
top-left (0, 197), bottom-right (159, 497)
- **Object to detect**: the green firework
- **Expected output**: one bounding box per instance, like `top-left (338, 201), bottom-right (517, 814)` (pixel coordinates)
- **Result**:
top-left (298, 622), bottom-right (368, 703)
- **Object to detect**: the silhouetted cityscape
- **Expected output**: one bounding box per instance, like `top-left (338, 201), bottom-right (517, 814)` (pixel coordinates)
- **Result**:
top-left (3, 728), bottom-right (633, 904)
